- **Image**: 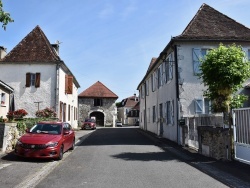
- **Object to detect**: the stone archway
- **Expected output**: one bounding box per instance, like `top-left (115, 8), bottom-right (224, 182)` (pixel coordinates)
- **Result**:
top-left (90, 111), bottom-right (104, 126)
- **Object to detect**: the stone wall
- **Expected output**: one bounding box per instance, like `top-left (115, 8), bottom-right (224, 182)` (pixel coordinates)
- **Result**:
top-left (198, 126), bottom-right (231, 160)
top-left (78, 98), bottom-right (117, 126)
top-left (0, 122), bottom-right (19, 153)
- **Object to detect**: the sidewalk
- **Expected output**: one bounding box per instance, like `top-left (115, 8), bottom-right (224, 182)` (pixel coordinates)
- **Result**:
top-left (138, 129), bottom-right (250, 187)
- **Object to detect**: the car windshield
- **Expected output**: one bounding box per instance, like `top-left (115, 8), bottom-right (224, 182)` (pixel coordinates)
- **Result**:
top-left (30, 124), bottom-right (61, 135)
top-left (85, 119), bottom-right (94, 122)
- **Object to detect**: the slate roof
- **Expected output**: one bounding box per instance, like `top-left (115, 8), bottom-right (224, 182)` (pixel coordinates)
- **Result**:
top-left (78, 81), bottom-right (118, 99)
top-left (0, 25), bottom-right (61, 62)
top-left (175, 3), bottom-right (250, 41)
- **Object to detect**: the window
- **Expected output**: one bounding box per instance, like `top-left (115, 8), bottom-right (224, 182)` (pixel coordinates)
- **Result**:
top-left (158, 64), bottom-right (163, 88)
top-left (192, 48), bottom-right (209, 74)
top-left (194, 98), bottom-right (211, 114)
top-left (153, 106), bottom-right (156, 123)
top-left (195, 99), bottom-right (203, 114)
top-left (141, 84), bottom-right (145, 99)
top-left (151, 73), bottom-right (155, 92)
top-left (154, 70), bottom-right (158, 90)
top-left (26, 72), bottom-right (40, 87)
top-left (68, 104), bottom-right (70, 121)
top-left (65, 75), bottom-right (73, 94)
top-left (146, 79), bottom-right (149, 96)
top-left (1, 93), bottom-right (5, 105)
top-left (165, 54), bottom-right (173, 82)
top-left (94, 98), bottom-right (103, 106)
top-left (166, 100), bottom-right (174, 125)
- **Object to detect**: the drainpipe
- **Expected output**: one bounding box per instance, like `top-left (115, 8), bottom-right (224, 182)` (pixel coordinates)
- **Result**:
top-left (55, 63), bottom-right (60, 119)
top-left (174, 45), bottom-right (180, 145)
top-left (144, 82), bottom-right (147, 131)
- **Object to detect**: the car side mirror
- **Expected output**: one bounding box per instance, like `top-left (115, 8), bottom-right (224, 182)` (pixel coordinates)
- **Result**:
top-left (63, 130), bottom-right (70, 135)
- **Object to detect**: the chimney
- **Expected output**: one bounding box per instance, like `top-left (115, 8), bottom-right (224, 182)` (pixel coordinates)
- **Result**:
top-left (134, 93), bottom-right (137, 101)
top-left (0, 46), bottom-right (7, 59)
top-left (51, 43), bottom-right (59, 55)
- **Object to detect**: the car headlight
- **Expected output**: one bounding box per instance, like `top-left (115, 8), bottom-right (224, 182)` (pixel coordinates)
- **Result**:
top-left (46, 142), bottom-right (59, 148)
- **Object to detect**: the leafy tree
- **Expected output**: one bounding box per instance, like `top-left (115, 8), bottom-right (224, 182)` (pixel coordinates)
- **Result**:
top-left (0, 0), bottom-right (14, 30)
top-left (199, 43), bottom-right (250, 113)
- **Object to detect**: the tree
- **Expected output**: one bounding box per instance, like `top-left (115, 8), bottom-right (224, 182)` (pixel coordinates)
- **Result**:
top-left (0, 0), bottom-right (14, 30)
top-left (199, 43), bottom-right (250, 113)
top-left (199, 43), bottom-right (250, 159)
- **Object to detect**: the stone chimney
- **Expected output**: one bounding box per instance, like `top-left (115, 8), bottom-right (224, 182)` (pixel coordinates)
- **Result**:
top-left (0, 46), bottom-right (7, 59)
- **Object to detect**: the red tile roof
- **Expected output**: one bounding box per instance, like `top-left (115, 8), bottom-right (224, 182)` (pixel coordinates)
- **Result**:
top-left (175, 3), bottom-right (250, 41)
top-left (0, 25), bottom-right (61, 62)
top-left (78, 81), bottom-right (118, 98)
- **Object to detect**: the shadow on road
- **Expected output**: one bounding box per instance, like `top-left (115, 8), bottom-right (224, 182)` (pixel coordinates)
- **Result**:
top-left (111, 151), bottom-right (180, 161)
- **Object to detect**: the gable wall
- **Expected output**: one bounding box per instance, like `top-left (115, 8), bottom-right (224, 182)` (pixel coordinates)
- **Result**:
top-left (0, 64), bottom-right (56, 117)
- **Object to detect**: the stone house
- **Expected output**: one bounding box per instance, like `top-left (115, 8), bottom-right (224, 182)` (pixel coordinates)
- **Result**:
top-left (0, 26), bottom-right (80, 128)
top-left (78, 81), bottom-right (118, 127)
top-left (0, 80), bottom-right (14, 119)
top-left (137, 3), bottom-right (250, 148)
top-left (117, 94), bottom-right (139, 125)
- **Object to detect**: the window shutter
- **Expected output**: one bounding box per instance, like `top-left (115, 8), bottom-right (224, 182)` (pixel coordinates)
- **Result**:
top-left (169, 54), bottom-right (173, 80)
top-left (65, 75), bottom-right (69, 93)
top-left (193, 48), bottom-right (201, 74)
top-left (67, 75), bottom-right (73, 94)
top-left (195, 99), bottom-right (203, 114)
top-left (171, 100), bottom-right (174, 125)
top-left (26, 73), bottom-right (31, 87)
top-left (35, 73), bottom-right (41, 88)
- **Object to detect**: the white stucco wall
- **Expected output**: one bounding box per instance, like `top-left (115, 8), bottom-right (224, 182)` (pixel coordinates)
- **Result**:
top-left (0, 64), bottom-right (57, 117)
top-left (0, 88), bottom-right (11, 119)
top-left (0, 63), bottom-right (79, 128)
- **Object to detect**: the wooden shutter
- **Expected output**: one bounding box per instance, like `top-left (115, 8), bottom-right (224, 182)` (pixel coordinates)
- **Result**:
top-left (26, 73), bottom-right (31, 87)
top-left (193, 48), bottom-right (201, 74)
top-left (35, 73), bottom-right (41, 88)
top-left (65, 75), bottom-right (73, 94)
top-left (195, 99), bottom-right (203, 114)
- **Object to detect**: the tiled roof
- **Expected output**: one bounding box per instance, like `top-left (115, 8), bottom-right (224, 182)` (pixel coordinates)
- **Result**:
top-left (0, 25), bottom-right (61, 62)
top-left (123, 96), bottom-right (139, 107)
top-left (78, 81), bottom-right (118, 98)
top-left (175, 3), bottom-right (250, 41)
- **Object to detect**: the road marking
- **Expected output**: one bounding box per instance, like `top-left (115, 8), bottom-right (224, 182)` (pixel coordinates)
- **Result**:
top-left (0, 163), bottom-right (11, 170)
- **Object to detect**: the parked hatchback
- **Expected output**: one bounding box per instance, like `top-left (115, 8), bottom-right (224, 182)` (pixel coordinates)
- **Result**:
top-left (15, 121), bottom-right (75, 160)
top-left (82, 118), bottom-right (96, 130)
top-left (116, 121), bottom-right (122, 127)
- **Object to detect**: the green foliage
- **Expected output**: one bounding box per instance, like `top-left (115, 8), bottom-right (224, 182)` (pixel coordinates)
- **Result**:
top-left (16, 121), bottom-right (27, 135)
top-left (0, 0), bottom-right (14, 30)
top-left (230, 94), bottom-right (248, 109)
top-left (199, 44), bottom-right (250, 112)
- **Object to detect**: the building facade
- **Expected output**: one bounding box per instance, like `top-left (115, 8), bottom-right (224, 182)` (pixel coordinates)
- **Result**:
top-left (137, 4), bottom-right (250, 147)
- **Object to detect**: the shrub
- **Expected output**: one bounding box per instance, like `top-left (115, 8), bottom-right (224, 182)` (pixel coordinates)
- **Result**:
top-left (35, 107), bottom-right (57, 118)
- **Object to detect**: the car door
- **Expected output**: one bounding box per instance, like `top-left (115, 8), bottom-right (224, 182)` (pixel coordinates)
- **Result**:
top-left (63, 123), bottom-right (71, 150)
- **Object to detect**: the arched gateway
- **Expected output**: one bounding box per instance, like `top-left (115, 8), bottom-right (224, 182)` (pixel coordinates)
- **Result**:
top-left (90, 111), bottom-right (104, 126)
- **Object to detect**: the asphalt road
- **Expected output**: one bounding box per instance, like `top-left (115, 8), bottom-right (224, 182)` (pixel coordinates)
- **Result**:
top-left (0, 127), bottom-right (249, 188)
top-left (35, 127), bottom-right (228, 188)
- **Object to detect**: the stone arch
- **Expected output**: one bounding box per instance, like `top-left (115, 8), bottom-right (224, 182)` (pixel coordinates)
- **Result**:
top-left (89, 111), bottom-right (105, 126)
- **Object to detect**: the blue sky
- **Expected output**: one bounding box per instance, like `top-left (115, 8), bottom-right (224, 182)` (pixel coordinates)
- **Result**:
top-left (1, 0), bottom-right (250, 101)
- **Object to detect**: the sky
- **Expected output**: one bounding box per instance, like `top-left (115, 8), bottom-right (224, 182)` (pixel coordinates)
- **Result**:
top-left (1, 0), bottom-right (250, 101)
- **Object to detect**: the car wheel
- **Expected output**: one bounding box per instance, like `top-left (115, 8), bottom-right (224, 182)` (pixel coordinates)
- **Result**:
top-left (58, 145), bottom-right (64, 160)
top-left (70, 139), bottom-right (75, 150)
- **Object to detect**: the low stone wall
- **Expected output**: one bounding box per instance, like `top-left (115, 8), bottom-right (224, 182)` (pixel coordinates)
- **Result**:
top-left (197, 126), bottom-right (231, 160)
top-left (0, 123), bottom-right (19, 153)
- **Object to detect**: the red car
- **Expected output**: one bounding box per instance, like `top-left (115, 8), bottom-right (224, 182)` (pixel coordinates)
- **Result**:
top-left (15, 121), bottom-right (75, 160)
top-left (81, 118), bottom-right (96, 130)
